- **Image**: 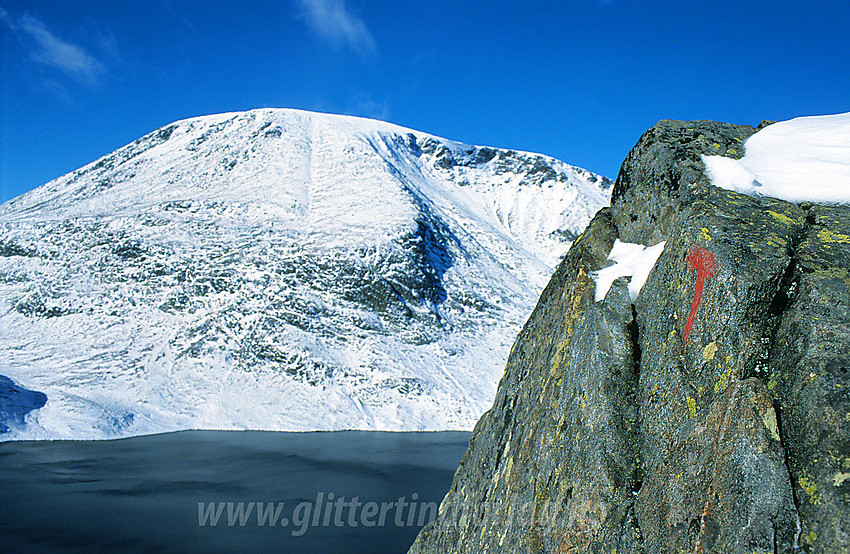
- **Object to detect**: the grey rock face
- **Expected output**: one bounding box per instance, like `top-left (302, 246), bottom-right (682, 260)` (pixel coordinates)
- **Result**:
top-left (633, 188), bottom-right (805, 470)
top-left (409, 119), bottom-right (849, 553)
top-left (767, 204), bottom-right (850, 549)
top-left (637, 378), bottom-right (800, 553)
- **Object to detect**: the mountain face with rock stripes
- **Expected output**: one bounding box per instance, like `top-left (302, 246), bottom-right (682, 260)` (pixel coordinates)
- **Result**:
top-left (0, 108), bottom-right (611, 439)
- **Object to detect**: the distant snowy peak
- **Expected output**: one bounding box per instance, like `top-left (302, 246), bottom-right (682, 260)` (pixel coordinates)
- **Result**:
top-left (0, 108), bottom-right (611, 440)
top-left (2, 108), bottom-right (610, 267)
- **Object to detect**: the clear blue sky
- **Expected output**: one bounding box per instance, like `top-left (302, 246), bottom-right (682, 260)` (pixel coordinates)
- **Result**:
top-left (1, 0), bottom-right (848, 204)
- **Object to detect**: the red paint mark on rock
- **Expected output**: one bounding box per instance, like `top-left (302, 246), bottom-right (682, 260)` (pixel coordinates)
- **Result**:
top-left (683, 246), bottom-right (717, 344)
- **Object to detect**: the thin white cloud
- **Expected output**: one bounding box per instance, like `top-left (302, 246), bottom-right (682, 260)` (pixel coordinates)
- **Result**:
top-left (0, 8), bottom-right (106, 85)
top-left (348, 94), bottom-right (390, 122)
top-left (295, 0), bottom-right (376, 56)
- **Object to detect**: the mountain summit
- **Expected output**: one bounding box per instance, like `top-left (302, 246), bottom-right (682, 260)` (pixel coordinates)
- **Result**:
top-left (0, 108), bottom-right (611, 439)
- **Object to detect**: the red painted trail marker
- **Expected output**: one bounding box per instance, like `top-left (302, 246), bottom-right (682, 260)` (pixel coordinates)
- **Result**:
top-left (683, 245), bottom-right (717, 344)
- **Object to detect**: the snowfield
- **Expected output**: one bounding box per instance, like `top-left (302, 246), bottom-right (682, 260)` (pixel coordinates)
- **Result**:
top-left (703, 112), bottom-right (850, 204)
top-left (0, 108), bottom-right (611, 440)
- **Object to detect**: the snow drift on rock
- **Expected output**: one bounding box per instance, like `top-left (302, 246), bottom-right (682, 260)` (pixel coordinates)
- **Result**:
top-left (591, 240), bottom-right (666, 302)
top-left (703, 112), bottom-right (850, 204)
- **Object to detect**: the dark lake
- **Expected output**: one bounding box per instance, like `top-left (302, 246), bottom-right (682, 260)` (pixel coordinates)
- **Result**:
top-left (0, 430), bottom-right (470, 553)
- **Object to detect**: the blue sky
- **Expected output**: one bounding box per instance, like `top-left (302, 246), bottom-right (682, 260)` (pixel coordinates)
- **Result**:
top-left (1, 0), bottom-right (848, 204)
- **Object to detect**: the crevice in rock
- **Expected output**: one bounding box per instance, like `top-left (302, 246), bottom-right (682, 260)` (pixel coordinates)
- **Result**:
top-left (629, 304), bottom-right (642, 377)
top-left (801, 202), bottom-right (816, 227)
top-left (749, 209), bottom-right (807, 383)
top-left (767, 257), bottom-right (798, 317)
top-left (752, 256), bottom-right (800, 382)
top-left (759, 203), bottom-right (812, 550)
top-left (631, 476), bottom-right (643, 496)
top-left (628, 302), bottom-right (645, 491)
top-left (628, 501), bottom-right (646, 553)
top-left (757, 204), bottom-right (809, 373)
top-left (626, 300), bottom-right (647, 552)
top-left (772, 399), bottom-right (804, 549)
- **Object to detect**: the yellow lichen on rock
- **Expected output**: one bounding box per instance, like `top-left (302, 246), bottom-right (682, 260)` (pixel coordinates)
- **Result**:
top-left (714, 363), bottom-right (734, 395)
top-left (766, 210), bottom-right (798, 227)
top-left (766, 232), bottom-right (786, 248)
top-left (702, 341), bottom-right (717, 361)
top-left (799, 475), bottom-right (822, 505)
top-left (761, 404), bottom-right (781, 441)
top-left (805, 531), bottom-right (817, 546)
top-left (812, 267), bottom-right (850, 289)
top-left (817, 227), bottom-right (850, 244)
top-left (686, 396), bottom-right (698, 418)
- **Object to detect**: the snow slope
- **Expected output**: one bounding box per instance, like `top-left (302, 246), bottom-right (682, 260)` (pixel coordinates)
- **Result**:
top-left (703, 112), bottom-right (850, 203)
top-left (0, 108), bottom-right (611, 440)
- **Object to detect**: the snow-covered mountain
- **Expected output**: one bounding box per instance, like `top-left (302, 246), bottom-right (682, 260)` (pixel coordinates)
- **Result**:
top-left (0, 108), bottom-right (611, 440)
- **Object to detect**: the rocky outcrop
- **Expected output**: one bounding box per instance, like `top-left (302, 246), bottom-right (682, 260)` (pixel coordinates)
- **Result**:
top-left (409, 120), bottom-right (849, 553)
top-left (610, 120), bottom-right (755, 245)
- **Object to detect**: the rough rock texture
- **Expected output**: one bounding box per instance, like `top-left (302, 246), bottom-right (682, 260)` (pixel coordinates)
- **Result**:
top-left (611, 120), bottom-right (755, 246)
top-left (409, 120), bottom-right (849, 553)
top-left (767, 204), bottom-right (850, 550)
top-left (637, 378), bottom-right (800, 552)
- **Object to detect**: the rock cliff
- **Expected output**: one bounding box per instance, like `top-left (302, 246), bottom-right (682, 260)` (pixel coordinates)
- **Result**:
top-left (409, 120), bottom-right (849, 553)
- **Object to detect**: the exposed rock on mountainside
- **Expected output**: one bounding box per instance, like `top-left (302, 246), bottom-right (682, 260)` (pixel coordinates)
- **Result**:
top-left (410, 120), bottom-right (849, 553)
